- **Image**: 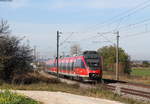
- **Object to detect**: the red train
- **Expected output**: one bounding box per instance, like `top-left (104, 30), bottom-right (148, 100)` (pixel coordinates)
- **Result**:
top-left (45, 51), bottom-right (102, 81)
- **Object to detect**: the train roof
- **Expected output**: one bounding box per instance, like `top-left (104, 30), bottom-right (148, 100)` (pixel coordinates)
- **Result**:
top-left (46, 55), bottom-right (84, 64)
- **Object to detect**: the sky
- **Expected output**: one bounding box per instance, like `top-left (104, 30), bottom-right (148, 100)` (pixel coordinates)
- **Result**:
top-left (0, 0), bottom-right (150, 60)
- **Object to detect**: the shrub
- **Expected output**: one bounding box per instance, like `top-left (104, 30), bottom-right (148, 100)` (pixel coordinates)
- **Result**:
top-left (0, 90), bottom-right (39, 104)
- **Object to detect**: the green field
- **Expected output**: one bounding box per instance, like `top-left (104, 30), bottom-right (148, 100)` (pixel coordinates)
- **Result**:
top-left (0, 90), bottom-right (39, 104)
top-left (131, 68), bottom-right (150, 76)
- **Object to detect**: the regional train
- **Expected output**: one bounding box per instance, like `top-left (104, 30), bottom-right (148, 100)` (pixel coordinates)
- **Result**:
top-left (45, 51), bottom-right (102, 81)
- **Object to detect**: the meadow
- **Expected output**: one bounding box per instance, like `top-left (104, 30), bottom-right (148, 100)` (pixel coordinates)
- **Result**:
top-left (131, 68), bottom-right (150, 76)
top-left (103, 67), bottom-right (150, 84)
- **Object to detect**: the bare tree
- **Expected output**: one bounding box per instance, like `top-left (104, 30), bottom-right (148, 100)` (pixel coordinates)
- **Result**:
top-left (0, 19), bottom-right (11, 35)
top-left (70, 44), bottom-right (81, 56)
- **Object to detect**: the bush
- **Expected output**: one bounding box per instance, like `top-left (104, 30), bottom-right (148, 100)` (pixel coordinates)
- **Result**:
top-left (12, 72), bottom-right (60, 85)
top-left (0, 90), bottom-right (39, 104)
top-left (0, 19), bottom-right (34, 82)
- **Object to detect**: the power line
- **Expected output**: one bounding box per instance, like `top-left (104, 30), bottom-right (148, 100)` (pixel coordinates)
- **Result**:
top-left (60, 32), bottom-right (74, 46)
top-left (118, 17), bottom-right (150, 30)
top-left (122, 30), bottom-right (150, 39)
top-left (97, 32), bottom-right (115, 44)
top-left (90, 17), bottom-right (150, 39)
top-left (78, 0), bottom-right (150, 34)
top-left (78, 31), bottom-right (114, 42)
top-left (66, 1), bottom-right (150, 44)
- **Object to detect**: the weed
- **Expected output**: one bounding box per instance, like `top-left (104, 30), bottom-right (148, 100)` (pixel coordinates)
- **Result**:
top-left (0, 90), bottom-right (39, 104)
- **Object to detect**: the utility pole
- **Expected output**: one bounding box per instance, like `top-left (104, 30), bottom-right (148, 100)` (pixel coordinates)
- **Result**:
top-left (56, 30), bottom-right (61, 79)
top-left (115, 31), bottom-right (120, 80)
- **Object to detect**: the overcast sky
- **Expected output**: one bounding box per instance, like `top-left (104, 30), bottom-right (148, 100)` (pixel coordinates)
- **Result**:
top-left (0, 0), bottom-right (150, 60)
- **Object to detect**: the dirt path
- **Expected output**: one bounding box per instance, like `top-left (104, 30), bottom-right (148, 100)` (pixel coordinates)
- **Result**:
top-left (15, 90), bottom-right (124, 104)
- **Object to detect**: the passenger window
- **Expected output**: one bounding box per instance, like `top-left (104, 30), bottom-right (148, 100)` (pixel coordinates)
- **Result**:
top-left (76, 59), bottom-right (85, 68)
top-left (59, 63), bottom-right (61, 69)
top-left (74, 60), bottom-right (78, 68)
top-left (62, 63), bottom-right (64, 69)
top-left (63, 63), bottom-right (66, 70)
top-left (66, 62), bottom-right (68, 70)
top-left (71, 62), bottom-right (74, 70)
top-left (65, 62), bottom-right (67, 70)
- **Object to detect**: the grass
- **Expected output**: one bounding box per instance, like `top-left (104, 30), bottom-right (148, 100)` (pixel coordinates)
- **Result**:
top-left (103, 69), bottom-right (150, 84)
top-left (0, 72), bottom-right (149, 104)
top-left (0, 82), bottom-right (149, 104)
top-left (0, 90), bottom-right (39, 104)
top-left (131, 68), bottom-right (150, 76)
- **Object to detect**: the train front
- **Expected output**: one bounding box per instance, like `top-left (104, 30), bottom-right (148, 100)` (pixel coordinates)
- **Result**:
top-left (83, 51), bottom-right (102, 80)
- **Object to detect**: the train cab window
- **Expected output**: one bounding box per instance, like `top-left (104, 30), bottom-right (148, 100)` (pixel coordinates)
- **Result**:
top-left (81, 60), bottom-right (85, 68)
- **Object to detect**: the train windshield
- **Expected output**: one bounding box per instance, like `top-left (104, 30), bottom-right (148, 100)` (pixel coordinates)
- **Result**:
top-left (86, 59), bottom-right (100, 70)
top-left (83, 51), bottom-right (100, 70)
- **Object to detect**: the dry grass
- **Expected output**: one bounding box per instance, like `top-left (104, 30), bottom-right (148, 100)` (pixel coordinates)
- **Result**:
top-left (0, 83), bottom-right (149, 104)
top-left (11, 72), bottom-right (60, 85)
top-left (103, 71), bottom-right (150, 84)
top-left (0, 72), bottom-right (149, 104)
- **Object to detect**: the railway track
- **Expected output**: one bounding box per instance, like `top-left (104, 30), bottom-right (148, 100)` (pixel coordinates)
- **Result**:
top-left (39, 71), bottom-right (150, 102)
top-left (103, 78), bottom-right (150, 89)
top-left (104, 84), bottom-right (150, 99)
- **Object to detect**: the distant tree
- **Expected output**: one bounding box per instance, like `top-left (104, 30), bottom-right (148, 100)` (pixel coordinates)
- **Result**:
top-left (142, 61), bottom-right (150, 67)
top-left (70, 44), bottom-right (81, 56)
top-left (0, 19), bottom-right (33, 82)
top-left (97, 45), bottom-right (131, 74)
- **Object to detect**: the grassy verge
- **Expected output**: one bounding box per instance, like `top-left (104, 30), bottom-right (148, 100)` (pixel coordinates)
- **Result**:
top-left (0, 90), bottom-right (39, 104)
top-left (131, 68), bottom-right (150, 76)
top-left (0, 72), bottom-right (149, 104)
top-left (0, 82), bottom-right (149, 104)
top-left (103, 70), bottom-right (150, 84)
